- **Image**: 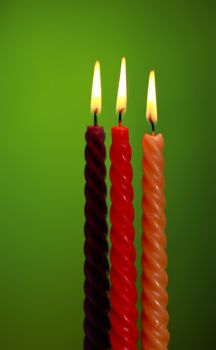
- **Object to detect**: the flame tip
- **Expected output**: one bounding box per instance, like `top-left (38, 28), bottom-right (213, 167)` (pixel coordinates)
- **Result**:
top-left (146, 70), bottom-right (157, 123)
top-left (91, 60), bottom-right (102, 115)
top-left (116, 57), bottom-right (127, 115)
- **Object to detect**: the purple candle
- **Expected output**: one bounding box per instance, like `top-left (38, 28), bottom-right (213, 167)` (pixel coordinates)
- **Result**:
top-left (84, 62), bottom-right (110, 349)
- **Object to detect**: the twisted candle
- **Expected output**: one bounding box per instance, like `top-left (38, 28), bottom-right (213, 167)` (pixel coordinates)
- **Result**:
top-left (110, 127), bottom-right (138, 350)
top-left (84, 126), bottom-right (110, 350)
top-left (141, 134), bottom-right (169, 349)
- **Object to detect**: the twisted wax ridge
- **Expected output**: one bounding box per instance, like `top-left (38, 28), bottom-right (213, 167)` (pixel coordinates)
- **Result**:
top-left (84, 128), bottom-right (110, 350)
top-left (110, 135), bottom-right (138, 350)
top-left (141, 135), bottom-right (169, 350)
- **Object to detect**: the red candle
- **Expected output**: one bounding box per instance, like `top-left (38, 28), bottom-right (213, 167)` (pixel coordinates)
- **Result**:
top-left (141, 71), bottom-right (169, 349)
top-left (110, 58), bottom-right (138, 350)
top-left (84, 62), bottom-right (110, 349)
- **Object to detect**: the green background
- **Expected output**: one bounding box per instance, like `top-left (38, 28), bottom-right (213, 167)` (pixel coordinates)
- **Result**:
top-left (0, 0), bottom-right (215, 349)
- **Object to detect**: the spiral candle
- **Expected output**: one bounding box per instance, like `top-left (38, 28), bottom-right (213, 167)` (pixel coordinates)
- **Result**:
top-left (141, 133), bottom-right (169, 350)
top-left (84, 126), bottom-right (110, 350)
top-left (110, 126), bottom-right (138, 350)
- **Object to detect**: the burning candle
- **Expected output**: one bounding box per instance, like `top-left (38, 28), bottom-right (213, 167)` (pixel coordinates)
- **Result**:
top-left (84, 61), bottom-right (110, 349)
top-left (110, 57), bottom-right (138, 350)
top-left (141, 70), bottom-right (169, 349)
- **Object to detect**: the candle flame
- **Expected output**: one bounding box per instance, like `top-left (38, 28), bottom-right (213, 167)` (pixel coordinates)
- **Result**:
top-left (91, 61), bottom-right (101, 115)
top-left (146, 70), bottom-right (157, 124)
top-left (116, 57), bottom-right (127, 114)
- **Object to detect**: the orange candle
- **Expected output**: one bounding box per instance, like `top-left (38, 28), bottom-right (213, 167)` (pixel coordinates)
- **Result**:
top-left (141, 70), bottom-right (169, 349)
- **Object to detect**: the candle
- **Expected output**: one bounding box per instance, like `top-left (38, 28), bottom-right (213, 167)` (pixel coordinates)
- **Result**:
top-left (110, 58), bottom-right (138, 350)
top-left (84, 61), bottom-right (110, 349)
top-left (141, 70), bottom-right (169, 349)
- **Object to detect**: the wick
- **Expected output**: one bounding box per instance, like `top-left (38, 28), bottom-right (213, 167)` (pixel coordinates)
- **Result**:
top-left (94, 110), bottom-right (98, 126)
top-left (118, 110), bottom-right (122, 127)
top-left (150, 119), bottom-right (155, 136)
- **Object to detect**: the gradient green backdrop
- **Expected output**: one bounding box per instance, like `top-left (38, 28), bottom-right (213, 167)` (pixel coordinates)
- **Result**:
top-left (0, 0), bottom-right (215, 349)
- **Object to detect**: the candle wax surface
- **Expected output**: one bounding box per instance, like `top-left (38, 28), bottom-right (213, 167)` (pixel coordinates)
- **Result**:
top-left (84, 124), bottom-right (110, 349)
top-left (141, 131), bottom-right (169, 350)
top-left (109, 124), bottom-right (138, 350)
